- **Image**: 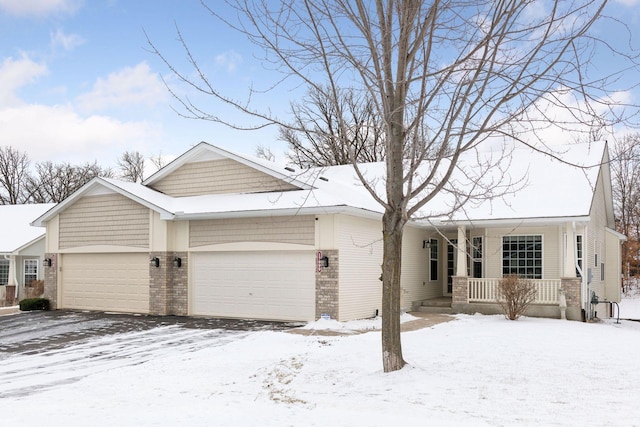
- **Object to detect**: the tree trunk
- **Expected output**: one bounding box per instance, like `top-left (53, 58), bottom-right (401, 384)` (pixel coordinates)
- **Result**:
top-left (381, 208), bottom-right (407, 372)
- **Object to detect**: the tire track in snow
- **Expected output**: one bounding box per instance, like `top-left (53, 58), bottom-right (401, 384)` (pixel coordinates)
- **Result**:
top-left (0, 326), bottom-right (251, 398)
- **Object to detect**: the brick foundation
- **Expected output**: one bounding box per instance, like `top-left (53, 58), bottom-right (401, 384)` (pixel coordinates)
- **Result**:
top-left (451, 276), bottom-right (469, 308)
top-left (43, 253), bottom-right (58, 309)
top-left (149, 252), bottom-right (188, 316)
top-left (315, 250), bottom-right (339, 320)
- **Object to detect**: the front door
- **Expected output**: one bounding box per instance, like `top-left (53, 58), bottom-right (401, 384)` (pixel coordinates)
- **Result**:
top-left (447, 239), bottom-right (457, 294)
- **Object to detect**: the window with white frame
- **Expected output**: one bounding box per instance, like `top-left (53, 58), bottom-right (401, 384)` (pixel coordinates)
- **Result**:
top-left (0, 259), bottom-right (8, 285)
top-left (429, 239), bottom-right (438, 281)
top-left (576, 235), bottom-right (583, 278)
top-left (24, 259), bottom-right (38, 286)
top-left (472, 236), bottom-right (483, 278)
top-left (502, 235), bottom-right (542, 279)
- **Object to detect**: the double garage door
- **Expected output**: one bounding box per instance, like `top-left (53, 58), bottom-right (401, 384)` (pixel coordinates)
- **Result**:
top-left (59, 251), bottom-right (316, 321)
top-left (60, 253), bottom-right (150, 314)
top-left (191, 251), bottom-right (316, 321)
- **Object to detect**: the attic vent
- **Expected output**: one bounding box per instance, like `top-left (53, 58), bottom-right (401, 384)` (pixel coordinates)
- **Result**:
top-left (285, 166), bottom-right (295, 172)
top-left (319, 176), bottom-right (329, 182)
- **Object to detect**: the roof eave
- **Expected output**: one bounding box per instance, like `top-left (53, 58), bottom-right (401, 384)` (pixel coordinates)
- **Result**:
top-left (172, 205), bottom-right (383, 221)
top-left (416, 215), bottom-right (592, 228)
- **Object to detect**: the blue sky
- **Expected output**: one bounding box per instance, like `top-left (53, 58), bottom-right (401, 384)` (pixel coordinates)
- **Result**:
top-left (0, 0), bottom-right (639, 170)
top-left (0, 0), bottom-right (285, 169)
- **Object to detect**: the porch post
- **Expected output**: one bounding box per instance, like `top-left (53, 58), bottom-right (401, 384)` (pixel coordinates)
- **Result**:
top-left (564, 222), bottom-right (576, 278)
top-left (456, 225), bottom-right (467, 276)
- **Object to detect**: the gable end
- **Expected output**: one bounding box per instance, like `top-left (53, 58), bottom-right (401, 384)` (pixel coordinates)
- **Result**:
top-left (149, 159), bottom-right (300, 197)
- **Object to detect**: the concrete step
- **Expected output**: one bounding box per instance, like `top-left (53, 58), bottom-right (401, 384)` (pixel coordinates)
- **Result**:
top-left (415, 305), bottom-right (453, 314)
top-left (421, 300), bottom-right (452, 308)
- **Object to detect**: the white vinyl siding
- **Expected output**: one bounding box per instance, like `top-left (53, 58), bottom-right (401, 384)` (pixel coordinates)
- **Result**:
top-left (59, 194), bottom-right (149, 249)
top-left (337, 215), bottom-right (383, 321)
top-left (190, 216), bottom-right (315, 247)
top-left (588, 170), bottom-right (609, 300)
top-left (60, 253), bottom-right (150, 313)
top-left (151, 159), bottom-right (299, 197)
top-left (190, 251), bottom-right (315, 321)
top-left (400, 226), bottom-right (432, 309)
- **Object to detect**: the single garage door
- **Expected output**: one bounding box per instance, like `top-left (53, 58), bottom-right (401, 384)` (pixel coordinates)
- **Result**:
top-left (191, 251), bottom-right (315, 321)
top-left (61, 253), bottom-right (150, 313)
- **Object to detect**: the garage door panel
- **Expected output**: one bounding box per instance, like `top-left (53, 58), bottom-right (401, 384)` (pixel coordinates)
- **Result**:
top-left (62, 253), bottom-right (150, 314)
top-left (192, 251), bottom-right (315, 321)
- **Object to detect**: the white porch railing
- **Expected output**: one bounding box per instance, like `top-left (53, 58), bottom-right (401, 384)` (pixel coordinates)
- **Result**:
top-left (468, 278), bottom-right (561, 304)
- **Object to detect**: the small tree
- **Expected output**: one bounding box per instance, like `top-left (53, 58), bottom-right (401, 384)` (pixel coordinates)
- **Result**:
top-left (497, 275), bottom-right (537, 321)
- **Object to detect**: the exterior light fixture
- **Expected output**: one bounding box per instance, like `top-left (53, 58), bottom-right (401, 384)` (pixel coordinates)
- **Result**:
top-left (423, 240), bottom-right (431, 249)
top-left (43, 258), bottom-right (52, 267)
top-left (173, 257), bottom-right (182, 268)
top-left (321, 256), bottom-right (329, 268)
top-left (151, 257), bottom-right (160, 268)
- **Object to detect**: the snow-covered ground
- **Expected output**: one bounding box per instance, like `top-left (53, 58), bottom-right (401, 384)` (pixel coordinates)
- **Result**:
top-left (1, 301), bottom-right (640, 426)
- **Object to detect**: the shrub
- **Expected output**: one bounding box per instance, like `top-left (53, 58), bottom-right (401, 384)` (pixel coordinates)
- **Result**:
top-left (19, 298), bottom-right (50, 311)
top-left (496, 275), bottom-right (537, 320)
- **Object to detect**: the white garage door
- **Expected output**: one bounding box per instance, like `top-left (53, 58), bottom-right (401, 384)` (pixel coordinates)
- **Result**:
top-left (191, 251), bottom-right (315, 321)
top-left (61, 253), bottom-right (150, 313)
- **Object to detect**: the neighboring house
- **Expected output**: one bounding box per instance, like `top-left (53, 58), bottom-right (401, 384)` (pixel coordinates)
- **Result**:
top-left (32, 141), bottom-right (623, 322)
top-left (0, 204), bottom-right (56, 304)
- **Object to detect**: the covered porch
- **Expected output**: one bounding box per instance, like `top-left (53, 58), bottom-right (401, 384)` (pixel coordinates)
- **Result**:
top-left (414, 223), bottom-right (585, 320)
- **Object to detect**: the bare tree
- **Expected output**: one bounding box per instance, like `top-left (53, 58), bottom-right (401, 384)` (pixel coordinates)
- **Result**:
top-left (150, 1), bottom-right (638, 372)
top-left (255, 145), bottom-right (276, 162)
top-left (26, 161), bottom-right (113, 203)
top-left (0, 146), bottom-right (30, 204)
top-left (117, 151), bottom-right (145, 183)
top-left (283, 86), bottom-right (385, 168)
top-left (149, 152), bottom-right (168, 171)
top-left (611, 134), bottom-right (640, 285)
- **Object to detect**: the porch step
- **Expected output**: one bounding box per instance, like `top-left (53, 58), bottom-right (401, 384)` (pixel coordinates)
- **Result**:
top-left (415, 305), bottom-right (453, 314)
top-left (416, 297), bottom-right (453, 314)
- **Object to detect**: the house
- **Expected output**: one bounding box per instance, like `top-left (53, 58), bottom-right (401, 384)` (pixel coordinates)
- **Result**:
top-left (0, 203), bottom-right (56, 305)
top-left (31, 140), bottom-right (623, 322)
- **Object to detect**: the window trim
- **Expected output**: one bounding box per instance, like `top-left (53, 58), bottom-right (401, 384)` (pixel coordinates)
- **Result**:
top-left (0, 259), bottom-right (9, 286)
top-left (24, 258), bottom-right (38, 286)
top-left (501, 234), bottom-right (544, 279)
top-left (429, 238), bottom-right (438, 281)
top-left (472, 236), bottom-right (483, 278)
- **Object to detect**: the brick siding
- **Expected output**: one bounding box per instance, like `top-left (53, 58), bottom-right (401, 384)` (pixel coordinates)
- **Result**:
top-left (315, 250), bottom-right (339, 320)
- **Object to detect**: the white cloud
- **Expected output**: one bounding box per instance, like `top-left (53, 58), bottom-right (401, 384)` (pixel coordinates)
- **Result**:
top-left (215, 51), bottom-right (243, 73)
top-left (0, 0), bottom-right (82, 17)
top-left (0, 54), bottom-right (48, 107)
top-left (50, 28), bottom-right (84, 51)
top-left (0, 103), bottom-right (161, 164)
top-left (615, 0), bottom-right (640, 6)
top-left (75, 62), bottom-right (168, 113)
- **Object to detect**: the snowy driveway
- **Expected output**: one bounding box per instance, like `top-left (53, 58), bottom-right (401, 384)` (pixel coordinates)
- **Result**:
top-left (0, 310), bottom-right (298, 399)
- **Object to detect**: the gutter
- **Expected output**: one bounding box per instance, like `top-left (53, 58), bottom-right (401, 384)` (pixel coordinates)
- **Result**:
top-left (423, 215), bottom-right (591, 228)
top-left (169, 205), bottom-right (384, 221)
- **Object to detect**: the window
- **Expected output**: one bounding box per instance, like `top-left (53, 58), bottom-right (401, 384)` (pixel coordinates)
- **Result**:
top-left (502, 235), bottom-right (542, 279)
top-left (601, 262), bottom-right (605, 281)
top-left (576, 235), bottom-right (583, 278)
top-left (24, 259), bottom-right (38, 286)
top-left (429, 239), bottom-right (438, 281)
top-left (0, 259), bottom-right (8, 285)
top-left (472, 236), bottom-right (483, 278)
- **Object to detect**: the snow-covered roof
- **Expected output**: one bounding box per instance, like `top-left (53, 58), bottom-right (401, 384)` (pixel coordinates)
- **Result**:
top-left (32, 140), bottom-right (609, 228)
top-left (0, 203), bottom-right (55, 253)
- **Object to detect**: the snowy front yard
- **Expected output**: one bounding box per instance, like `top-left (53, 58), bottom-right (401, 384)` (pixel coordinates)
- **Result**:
top-left (1, 301), bottom-right (640, 426)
